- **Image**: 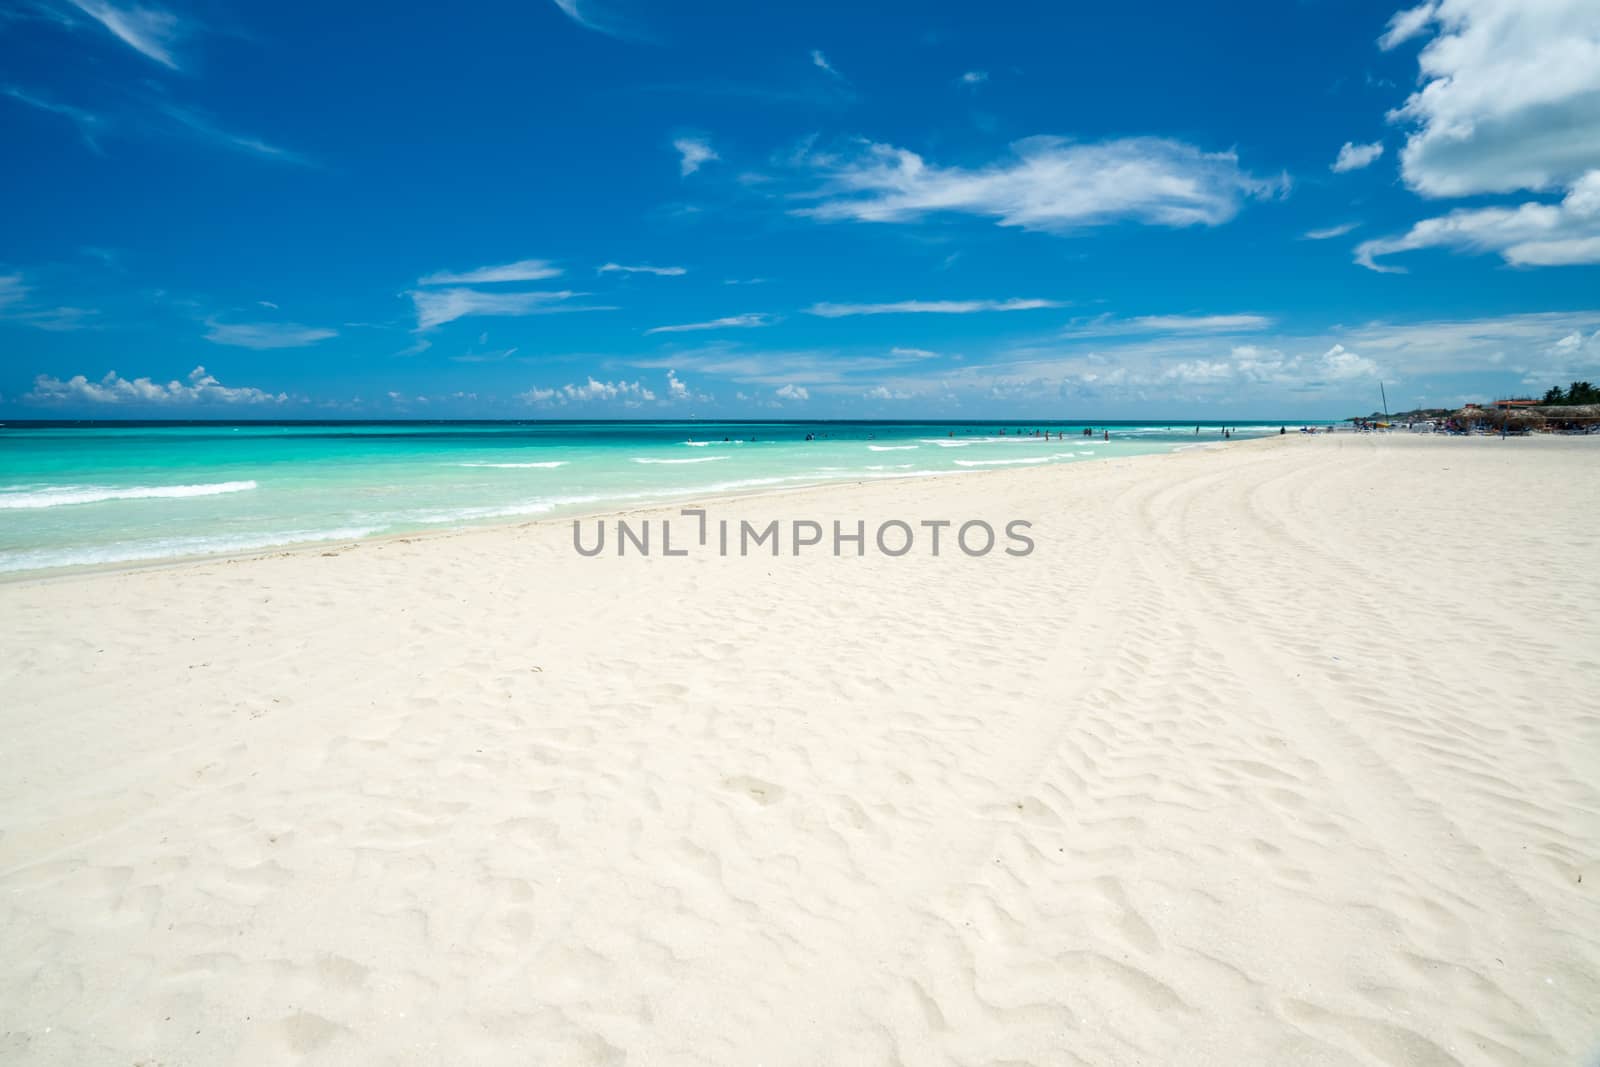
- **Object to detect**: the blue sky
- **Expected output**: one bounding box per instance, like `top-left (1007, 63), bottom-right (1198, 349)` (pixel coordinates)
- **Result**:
top-left (2, 0), bottom-right (1599, 419)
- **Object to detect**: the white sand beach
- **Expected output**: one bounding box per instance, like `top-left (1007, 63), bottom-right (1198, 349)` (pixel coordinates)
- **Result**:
top-left (2, 433), bottom-right (1597, 1066)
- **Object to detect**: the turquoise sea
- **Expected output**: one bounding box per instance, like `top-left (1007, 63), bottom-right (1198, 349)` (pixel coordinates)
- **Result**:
top-left (0, 420), bottom-right (1300, 574)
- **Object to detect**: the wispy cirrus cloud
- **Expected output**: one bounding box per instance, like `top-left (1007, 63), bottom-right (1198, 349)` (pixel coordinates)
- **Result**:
top-left (599, 262), bottom-right (686, 276)
top-left (161, 105), bottom-right (311, 166)
top-left (795, 136), bottom-right (1285, 233)
top-left (547, 0), bottom-right (644, 40)
top-left (203, 319), bottom-right (337, 349)
top-left (0, 271), bottom-right (99, 331)
top-left (418, 259), bottom-right (563, 285)
top-left (1305, 222), bottom-right (1360, 240)
top-left (674, 136), bottom-right (717, 176)
top-left (807, 298), bottom-right (1064, 317)
top-left (959, 70), bottom-right (988, 86)
top-left (65, 0), bottom-right (183, 69)
top-left (810, 49), bottom-right (842, 77)
top-left (4, 88), bottom-right (309, 165)
top-left (645, 312), bottom-right (773, 335)
top-left (1061, 313), bottom-right (1274, 336)
top-left (3, 86), bottom-right (105, 150)
top-left (1332, 140), bottom-right (1384, 172)
top-left (409, 288), bottom-right (612, 330)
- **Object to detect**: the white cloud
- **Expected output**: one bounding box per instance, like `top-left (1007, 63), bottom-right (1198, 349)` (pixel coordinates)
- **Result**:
top-left (1305, 222), bottom-right (1360, 240)
top-left (1383, 0), bottom-right (1600, 198)
top-left (0, 272), bottom-right (98, 331)
top-left (776, 383), bottom-right (809, 401)
top-left (667, 369), bottom-right (690, 400)
top-left (796, 136), bottom-right (1284, 233)
top-left (66, 0), bottom-right (182, 69)
top-left (0, 275), bottom-right (25, 311)
top-left (1062, 313), bottom-right (1273, 336)
top-left (1332, 140), bottom-right (1385, 172)
top-left (3, 87), bottom-right (105, 150)
top-left (810, 50), bottom-right (840, 77)
top-left (959, 70), bottom-right (988, 86)
top-left (548, 0), bottom-right (638, 39)
top-left (863, 385), bottom-right (912, 400)
top-left (203, 319), bottom-right (337, 349)
top-left (674, 136), bottom-right (718, 176)
top-left (645, 312), bottom-right (772, 334)
top-left (1355, 170), bottom-right (1600, 270)
top-left (808, 298), bottom-right (1063, 317)
top-left (409, 288), bottom-right (609, 329)
top-left (418, 259), bottom-right (562, 285)
top-left (160, 105), bottom-right (310, 166)
top-left (598, 262), bottom-right (687, 276)
top-left (519, 377), bottom-right (656, 405)
top-left (1355, 2), bottom-right (1600, 271)
top-left (29, 365), bottom-right (286, 405)
top-left (1318, 343), bottom-right (1381, 380)
top-left (889, 346), bottom-right (939, 359)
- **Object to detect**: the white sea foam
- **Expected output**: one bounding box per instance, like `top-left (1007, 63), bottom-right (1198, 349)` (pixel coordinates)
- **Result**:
top-left (867, 444), bottom-right (918, 451)
top-left (633, 456), bottom-right (730, 465)
top-left (0, 525), bottom-right (379, 573)
top-left (0, 480), bottom-right (259, 510)
top-left (457, 461), bottom-right (568, 469)
top-left (952, 457), bottom-right (1052, 467)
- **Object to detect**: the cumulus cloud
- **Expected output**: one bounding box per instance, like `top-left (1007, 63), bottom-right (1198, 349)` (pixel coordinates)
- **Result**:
top-left (795, 136), bottom-right (1284, 233)
top-left (645, 312), bottom-right (772, 334)
top-left (674, 136), bottom-right (718, 176)
top-left (1356, 1), bottom-right (1600, 271)
top-left (1383, 0), bottom-right (1600, 198)
top-left (518, 377), bottom-right (656, 405)
top-left (776, 383), bottom-right (809, 401)
top-left (959, 70), bottom-right (988, 86)
top-left (203, 320), bottom-right (337, 349)
top-left (409, 288), bottom-right (608, 329)
top-left (1356, 170), bottom-right (1600, 270)
top-left (1332, 140), bottom-right (1385, 172)
top-left (418, 259), bottom-right (562, 285)
top-left (29, 365), bottom-right (286, 405)
top-left (808, 298), bottom-right (1063, 317)
top-left (863, 385), bottom-right (912, 400)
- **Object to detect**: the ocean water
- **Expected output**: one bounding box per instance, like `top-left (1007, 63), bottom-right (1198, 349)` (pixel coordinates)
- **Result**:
top-left (0, 420), bottom-right (1295, 574)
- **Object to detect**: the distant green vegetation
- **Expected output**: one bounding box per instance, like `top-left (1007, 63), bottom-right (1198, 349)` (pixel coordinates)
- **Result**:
top-left (1540, 381), bottom-right (1600, 405)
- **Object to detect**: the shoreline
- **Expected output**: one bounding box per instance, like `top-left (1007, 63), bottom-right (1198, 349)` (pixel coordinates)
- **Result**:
top-left (0, 435), bottom-right (1272, 585)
